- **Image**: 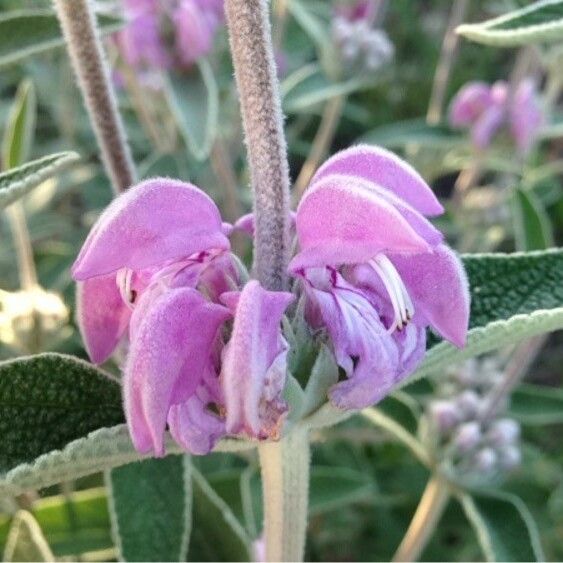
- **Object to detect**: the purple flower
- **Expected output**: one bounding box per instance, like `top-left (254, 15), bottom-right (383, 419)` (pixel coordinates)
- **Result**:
top-left (72, 179), bottom-right (238, 455)
top-left (289, 145), bottom-right (470, 410)
top-left (449, 79), bottom-right (543, 155)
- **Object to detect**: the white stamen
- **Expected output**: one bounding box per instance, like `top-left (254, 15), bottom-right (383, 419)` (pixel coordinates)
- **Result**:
top-left (369, 255), bottom-right (415, 333)
top-left (116, 267), bottom-right (135, 308)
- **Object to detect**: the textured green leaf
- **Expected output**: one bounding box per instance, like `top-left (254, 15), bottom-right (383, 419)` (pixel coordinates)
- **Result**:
top-left (2, 79), bottom-right (36, 169)
top-left (165, 59), bottom-right (218, 161)
top-left (509, 383), bottom-right (563, 425)
top-left (189, 468), bottom-right (251, 562)
top-left (2, 511), bottom-right (54, 562)
top-left (0, 424), bottom-right (254, 496)
top-left (0, 152), bottom-right (79, 209)
top-left (512, 188), bottom-right (553, 251)
top-left (0, 10), bottom-right (123, 68)
top-left (457, 0), bottom-right (563, 46)
top-left (108, 456), bottom-right (191, 562)
top-left (0, 353), bottom-right (124, 471)
top-left (460, 491), bottom-right (544, 561)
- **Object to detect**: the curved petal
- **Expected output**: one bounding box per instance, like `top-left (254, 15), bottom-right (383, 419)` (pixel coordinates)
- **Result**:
top-left (124, 287), bottom-right (230, 455)
top-left (76, 275), bottom-right (131, 364)
top-left (449, 82), bottom-right (492, 127)
top-left (220, 280), bottom-right (294, 438)
top-left (311, 145), bottom-right (444, 216)
top-left (472, 105), bottom-right (505, 150)
top-left (72, 178), bottom-right (229, 280)
top-left (290, 175), bottom-right (433, 271)
top-left (174, 0), bottom-right (214, 67)
top-left (510, 79), bottom-right (543, 155)
top-left (390, 245), bottom-right (470, 347)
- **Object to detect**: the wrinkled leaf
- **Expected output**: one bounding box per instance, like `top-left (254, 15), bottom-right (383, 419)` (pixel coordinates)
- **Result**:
top-left (108, 456), bottom-right (191, 562)
top-left (0, 152), bottom-right (79, 209)
top-left (457, 0), bottom-right (563, 47)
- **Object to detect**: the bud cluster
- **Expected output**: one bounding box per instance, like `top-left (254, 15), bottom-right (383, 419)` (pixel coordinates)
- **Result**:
top-left (331, 3), bottom-right (394, 73)
top-left (426, 357), bottom-right (522, 478)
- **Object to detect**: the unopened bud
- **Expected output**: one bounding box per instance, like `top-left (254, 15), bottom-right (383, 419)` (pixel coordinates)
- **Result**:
top-left (428, 400), bottom-right (459, 433)
top-left (497, 445), bottom-right (522, 471)
top-left (486, 418), bottom-right (520, 447)
top-left (472, 447), bottom-right (497, 472)
top-left (453, 421), bottom-right (482, 453)
top-left (456, 390), bottom-right (481, 420)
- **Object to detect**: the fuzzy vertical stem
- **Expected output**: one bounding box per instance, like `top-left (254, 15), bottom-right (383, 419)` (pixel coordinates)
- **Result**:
top-left (392, 475), bottom-right (450, 562)
top-left (258, 429), bottom-right (310, 562)
top-left (224, 0), bottom-right (291, 291)
top-left (53, 0), bottom-right (136, 193)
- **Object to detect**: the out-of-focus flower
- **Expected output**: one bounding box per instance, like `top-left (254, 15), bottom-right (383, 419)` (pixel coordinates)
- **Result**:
top-left (449, 79), bottom-right (543, 155)
top-left (289, 145), bottom-right (470, 410)
top-left (116, 0), bottom-right (224, 73)
top-left (332, 0), bottom-right (394, 73)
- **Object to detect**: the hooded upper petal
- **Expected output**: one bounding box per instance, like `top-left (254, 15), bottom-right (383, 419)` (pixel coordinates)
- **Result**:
top-left (174, 0), bottom-right (215, 67)
top-left (390, 244), bottom-right (470, 347)
top-left (124, 287), bottom-right (230, 456)
top-left (72, 178), bottom-right (229, 280)
top-left (449, 82), bottom-right (492, 127)
top-left (76, 275), bottom-right (131, 364)
top-left (312, 145), bottom-right (444, 216)
top-left (220, 280), bottom-right (294, 438)
top-left (290, 174), bottom-right (433, 271)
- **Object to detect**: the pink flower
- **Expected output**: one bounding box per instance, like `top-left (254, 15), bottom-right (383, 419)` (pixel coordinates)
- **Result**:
top-left (289, 145), bottom-right (470, 409)
top-left (449, 79), bottom-right (543, 154)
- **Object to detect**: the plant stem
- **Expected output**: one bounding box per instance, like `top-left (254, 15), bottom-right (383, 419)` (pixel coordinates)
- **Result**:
top-left (426, 0), bottom-right (469, 125)
top-left (392, 475), bottom-right (450, 562)
top-left (6, 203), bottom-right (37, 291)
top-left (53, 0), bottom-right (136, 193)
top-left (224, 0), bottom-right (291, 291)
top-left (293, 95), bottom-right (345, 203)
top-left (257, 429), bottom-right (310, 562)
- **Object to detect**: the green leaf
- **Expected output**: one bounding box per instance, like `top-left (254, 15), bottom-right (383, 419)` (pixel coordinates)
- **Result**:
top-left (0, 152), bottom-right (80, 209)
top-left (2, 511), bottom-right (54, 562)
top-left (301, 344), bottom-right (339, 417)
top-left (512, 188), bottom-right (553, 251)
top-left (0, 10), bottom-right (123, 68)
top-left (509, 383), bottom-right (563, 425)
top-left (165, 59), bottom-right (218, 161)
top-left (403, 249), bottom-right (563, 386)
top-left (2, 79), bottom-right (36, 169)
top-left (457, 0), bottom-right (563, 47)
top-left (108, 456), bottom-right (191, 562)
top-left (0, 423), bottom-right (254, 497)
top-left (282, 65), bottom-right (375, 113)
top-left (360, 118), bottom-right (464, 150)
top-left (459, 491), bottom-right (544, 561)
top-left (189, 467), bottom-right (251, 562)
top-left (0, 353), bottom-right (124, 472)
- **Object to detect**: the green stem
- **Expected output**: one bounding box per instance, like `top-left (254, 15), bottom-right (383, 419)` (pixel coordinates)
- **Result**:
top-left (258, 429), bottom-right (310, 562)
top-left (392, 475), bottom-right (450, 562)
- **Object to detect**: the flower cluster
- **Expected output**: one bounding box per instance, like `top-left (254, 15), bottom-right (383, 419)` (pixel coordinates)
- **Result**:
top-left (427, 357), bottom-right (522, 477)
top-left (449, 79), bottom-right (543, 155)
top-left (117, 0), bottom-right (224, 73)
top-left (332, 0), bottom-right (394, 73)
top-left (73, 145), bottom-right (469, 456)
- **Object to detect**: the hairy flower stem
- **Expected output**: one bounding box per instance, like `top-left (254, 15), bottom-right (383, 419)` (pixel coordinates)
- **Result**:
top-left (258, 429), bottom-right (310, 562)
top-left (392, 475), bottom-right (450, 562)
top-left (224, 0), bottom-right (291, 291)
top-left (53, 0), bottom-right (136, 194)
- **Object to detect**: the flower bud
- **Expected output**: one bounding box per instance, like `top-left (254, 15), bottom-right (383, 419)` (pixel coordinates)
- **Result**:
top-left (453, 421), bottom-right (482, 453)
top-left (486, 418), bottom-right (520, 447)
top-left (428, 400), bottom-right (459, 433)
top-left (455, 390), bottom-right (481, 420)
top-left (471, 447), bottom-right (497, 472)
top-left (497, 445), bottom-right (522, 471)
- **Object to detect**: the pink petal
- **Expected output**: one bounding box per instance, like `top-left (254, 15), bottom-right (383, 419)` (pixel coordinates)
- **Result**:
top-left (290, 175), bottom-right (433, 272)
top-left (390, 245), bottom-right (470, 347)
top-left (510, 79), bottom-right (543, 155)
top-left (72, 178), bottom-right (229, 280)
top-left (124, 287), bottom-right (230, 455)
top-left (220, 280), bottom-right (294, 438)
top-left (75, 275), bottom-right (131, 364)
top-left (472, 104), bottom-right (505, 150)
top-left (449, 82), bottom-right (493, 126)
top-left (174, 0), bottom-right (214, 67)
top-left (312, 145), bottom-right (444, 216)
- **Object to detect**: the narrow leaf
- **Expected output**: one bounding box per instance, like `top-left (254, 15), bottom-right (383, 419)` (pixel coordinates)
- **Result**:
top-left (0, 10), bottom-right (123, 68)
top-left (460, 491), bottom-right (544, 561)
top-left (509, 383), bottom-right (563, 425)
top-left (108, 456), bottom-right (192, 562)
top-left (165, 59), bottom-right (219, 161)
top-left (457, 0), bottom-right (563, 46)
top-left (512, 187), bottom-right (553, 251)
top-left (0, 152), bottom-right (80, 209)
